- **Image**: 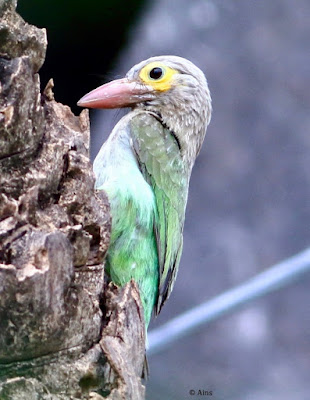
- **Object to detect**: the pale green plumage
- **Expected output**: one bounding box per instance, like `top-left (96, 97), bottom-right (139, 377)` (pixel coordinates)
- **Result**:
top-left (91, 56), bottom-right (212, 327)
top-left (94, 113), bottom-right (158, 325)
top-left (94, 110), bottom-right (187, 325)
top-left (130, 112), bottom-right (188, 314)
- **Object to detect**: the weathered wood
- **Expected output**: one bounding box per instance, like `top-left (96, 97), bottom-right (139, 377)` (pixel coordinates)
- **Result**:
top-left (0, 1), bottom-right (146, 398)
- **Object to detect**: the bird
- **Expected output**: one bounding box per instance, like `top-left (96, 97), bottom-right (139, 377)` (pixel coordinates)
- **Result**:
top-left (77, 55), bottom-right (212, 328)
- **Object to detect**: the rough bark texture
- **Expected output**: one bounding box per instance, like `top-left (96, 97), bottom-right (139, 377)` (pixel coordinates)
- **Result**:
top-left (0, 1), bottom-right (146, 399)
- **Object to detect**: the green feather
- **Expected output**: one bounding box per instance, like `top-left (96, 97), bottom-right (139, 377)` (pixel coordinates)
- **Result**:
top-left (94, 110), bottom-right (190, 325)
top-left (130, 112), bottom-right (188, 314)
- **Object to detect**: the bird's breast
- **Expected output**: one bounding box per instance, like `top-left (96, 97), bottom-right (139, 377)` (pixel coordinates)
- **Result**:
top-left (93, 119), bottom-right (156, 232)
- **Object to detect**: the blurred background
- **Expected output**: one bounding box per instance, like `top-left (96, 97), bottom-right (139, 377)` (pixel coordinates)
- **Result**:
top-left (18, 1), bottom-right (310, 399)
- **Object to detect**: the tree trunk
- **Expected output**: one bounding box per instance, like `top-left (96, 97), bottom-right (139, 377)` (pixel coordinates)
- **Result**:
top-left (0, 1), bottom-right (146, 399)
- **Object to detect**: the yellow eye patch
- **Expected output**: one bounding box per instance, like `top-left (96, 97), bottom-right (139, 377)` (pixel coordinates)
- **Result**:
top-left (139, 62), bottom-right (178, 92)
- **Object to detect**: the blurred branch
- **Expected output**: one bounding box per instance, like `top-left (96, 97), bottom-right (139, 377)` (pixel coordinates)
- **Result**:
top-left (148, 247), bottom-right (310, 356)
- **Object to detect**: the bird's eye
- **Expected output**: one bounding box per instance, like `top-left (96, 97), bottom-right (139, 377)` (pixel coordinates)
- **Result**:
top-left (139, 62), bottom-right (177, 91)
top-left (149, 67), bottom-right (163, 80)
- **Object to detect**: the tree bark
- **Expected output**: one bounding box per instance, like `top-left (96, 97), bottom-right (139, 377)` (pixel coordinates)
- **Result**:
top-left (0, 1), bottom-right (146, 399)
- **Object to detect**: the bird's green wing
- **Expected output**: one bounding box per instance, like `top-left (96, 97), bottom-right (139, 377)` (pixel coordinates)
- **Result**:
top-left (130, 112), bottom-right (189, 314)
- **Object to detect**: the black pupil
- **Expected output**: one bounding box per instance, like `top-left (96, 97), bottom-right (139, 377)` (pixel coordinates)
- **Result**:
top-left (149, 67), bottom-right (163, 80)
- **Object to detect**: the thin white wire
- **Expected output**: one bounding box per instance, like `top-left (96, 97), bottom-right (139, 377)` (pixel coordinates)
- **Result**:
top-left (147, 247), bottom-right (310, 356)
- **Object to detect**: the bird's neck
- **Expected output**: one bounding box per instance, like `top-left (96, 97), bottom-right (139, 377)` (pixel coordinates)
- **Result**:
top-left (153, 107), bottom-right (207, 168)
top-left (136, 93), bottom-right (210, 167)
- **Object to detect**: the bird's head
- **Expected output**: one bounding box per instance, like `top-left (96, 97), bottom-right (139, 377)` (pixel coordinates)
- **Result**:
top-left (78, 55), bottom-right (212, 163)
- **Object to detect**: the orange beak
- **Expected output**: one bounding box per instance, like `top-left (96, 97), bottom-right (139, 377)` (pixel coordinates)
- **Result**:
top-left (77, 78), bottom-right (154, 109)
